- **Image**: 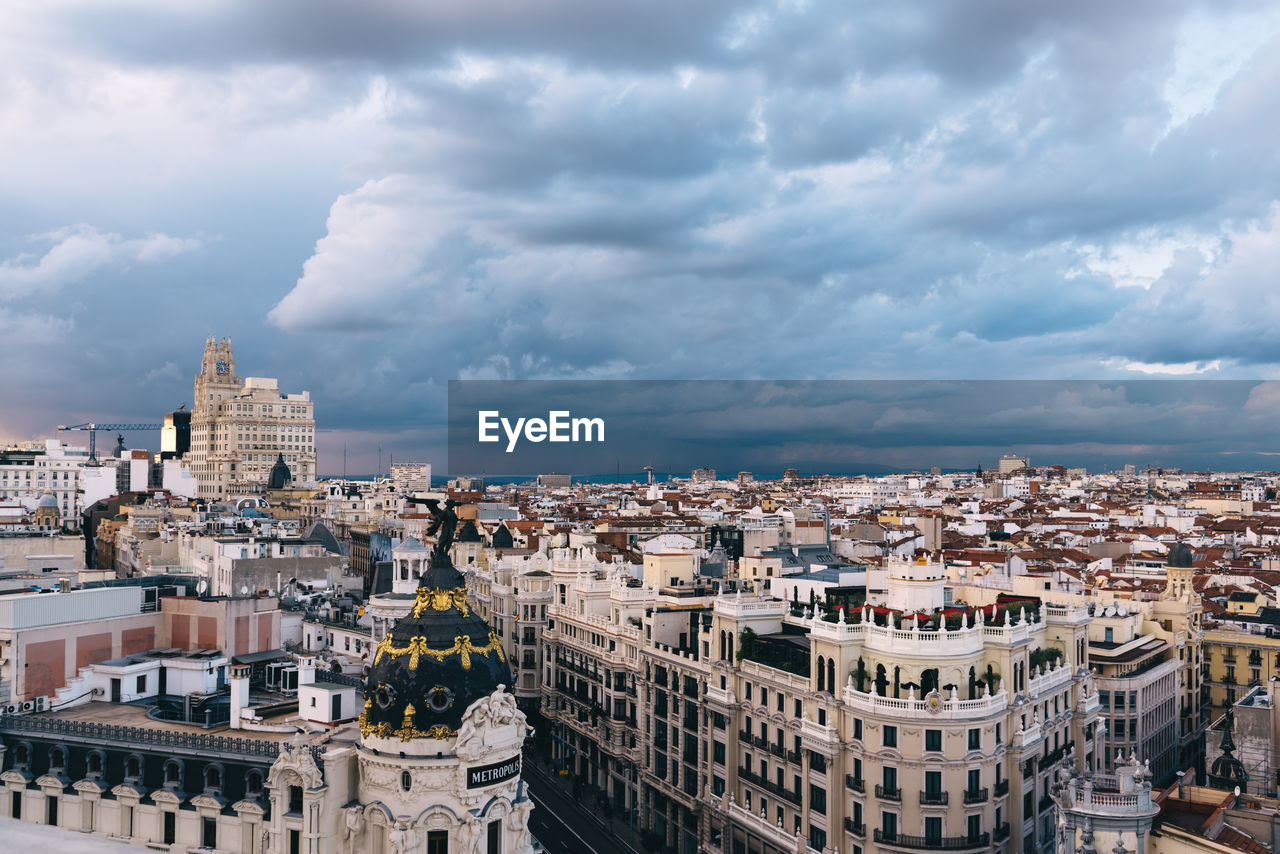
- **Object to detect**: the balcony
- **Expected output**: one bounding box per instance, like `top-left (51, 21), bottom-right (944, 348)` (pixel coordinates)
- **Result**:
top-left (994, 823), bottom-right (1011, 843)
top-left (769, 743), bottom-right (784, 758)
top-left (846, 775), bottom-right (865, 793)
top-left (920, 790), bottom-right (949, 805)
top-left (738, 729), bottom-right (751, 744)
top-left (843, 818), bottom-right (865, 837)
top-left (963, 787), bottom-right (989, 805)
top-left (738, 767), bottom-right (801, 806)
top-left (875, 784), bottom-right (902, 802)
top-left (995, 779), bottom-right (1010, 797)
top-left (874, 830), bottom-right (991, 851)
top-left (1039, 741), bottom-right (1074, 772)
top-left (810, 754), bottom-right (828, 773)
top-left (787, 749), bottom-right (802, 764)
top-left (753, 736), bottom-right (769, 749)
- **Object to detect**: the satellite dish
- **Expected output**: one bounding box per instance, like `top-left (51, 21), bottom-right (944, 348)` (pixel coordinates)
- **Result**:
top-left (196, 579), bottom-right (208, 596)
top-left (1104, 606), bottom-right (1116, 617)
top-left (1117, 604), bottom-right (1129, 617)
top-left (240, 585), bottom-right (249, 596)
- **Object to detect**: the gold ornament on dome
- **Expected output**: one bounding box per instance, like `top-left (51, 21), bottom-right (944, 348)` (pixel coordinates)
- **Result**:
top-left (358, 711), bottom-right (458, 742)
top-left (412, 586), bottom-right (471, 618)
top-left (373, 630), bottom-right (506, 671)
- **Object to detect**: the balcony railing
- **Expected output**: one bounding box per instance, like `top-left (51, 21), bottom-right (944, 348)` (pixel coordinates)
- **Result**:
top-left (963, 787), bottom-right (989, 805)
top-left (769, 743), bottom-right (784, 758)
top-left (846, 775), bottom-right (865, 793)
top-left (811, 754), bottom-right (828, 773)
top-left (843, 818), bottom-right (865, 837)
top-left (738, 729), bottom-right (751, 743)
top-left (995, 778), bottom-right (1010, 797)
top-left (875, 784), bottom-right (902, 802)
top-left (920, 790), bottom-right (949, 805)
top-left (787, 749), bottom-right (802, 764)
top-left (994, 823), bottom-right (1011, 843)
top-left (738, 767), bottom-right (801, 805)
top-left (874, 830), bottom-right (991, 851)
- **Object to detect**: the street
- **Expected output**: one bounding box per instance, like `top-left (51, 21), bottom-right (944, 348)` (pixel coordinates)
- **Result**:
top-left (524, 761), bottom-right (645, 854)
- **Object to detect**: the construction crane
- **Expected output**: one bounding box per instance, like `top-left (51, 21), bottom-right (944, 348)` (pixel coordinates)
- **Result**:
top-left (57, 422), bottom-right (162, 462)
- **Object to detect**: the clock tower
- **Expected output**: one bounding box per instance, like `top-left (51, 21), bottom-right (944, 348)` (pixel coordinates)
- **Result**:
top-left (195, 336), bottom-right (240, 409)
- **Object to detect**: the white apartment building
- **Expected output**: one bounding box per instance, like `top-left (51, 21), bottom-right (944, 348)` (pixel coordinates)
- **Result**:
top-left (540, 551), bottom-right (1102, 854)
top-left (388, 462), bottom-right (431, 494)
top-left (0, 439), bottom-right (91, 528)
top-left (187, 338), bottom-right (316, 498)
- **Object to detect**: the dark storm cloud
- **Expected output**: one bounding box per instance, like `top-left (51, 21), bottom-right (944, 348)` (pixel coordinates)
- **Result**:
top-left (4, 1), bottom-right (1280, 476)
top-left (448, 380), bottom-right (1280, 476)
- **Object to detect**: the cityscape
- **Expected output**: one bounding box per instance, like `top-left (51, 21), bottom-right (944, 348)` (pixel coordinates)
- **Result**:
top-left (4, 3), bottom-right (1280, 854)
top-left (0, 337), bottom-right (1278, 854)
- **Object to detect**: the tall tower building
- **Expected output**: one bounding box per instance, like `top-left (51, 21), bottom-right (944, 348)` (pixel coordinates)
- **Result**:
top-left (187, 337), bottom-right (317, 498)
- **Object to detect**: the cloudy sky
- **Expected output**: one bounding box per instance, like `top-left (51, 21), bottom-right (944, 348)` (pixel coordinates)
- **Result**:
top-left (2, 2), bottom-right (1279, 474)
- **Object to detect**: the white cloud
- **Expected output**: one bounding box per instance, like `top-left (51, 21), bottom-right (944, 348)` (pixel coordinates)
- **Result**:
top-left (0, 225), bottom-right (201, 300)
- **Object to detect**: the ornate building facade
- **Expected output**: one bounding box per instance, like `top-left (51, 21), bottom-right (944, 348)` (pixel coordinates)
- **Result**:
top-left (187, 338), bottom-right (317, 499)
top-left (0, 511), bottom-right (537, 854)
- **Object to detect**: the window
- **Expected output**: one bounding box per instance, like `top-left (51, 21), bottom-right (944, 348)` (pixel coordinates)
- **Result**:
top-left (968, 814), bottom-right (982, 841)
top-left (205, 766), bottom-right (222, 791)
top-left (818, 708), bottom-right (826, 726)
top-left (202, 817), bottom-right (217, 849)
top-left (853, 719), bottom-right (863, 740)
top-left (164, 812), bottom-right (176, 845)
top-left (713, 742), bottom-right (726, 764)
top-left (488, 820), bottom-right (502, 854)
top-left (1104, 627), bottom-right (1113, 642)
top-left (925, 771), bottom-right (942, 796)
top-left (883, 725), bottom-right (897, 748)
top-left (808, 825), bottom-right (827, 851)
top-left (925, 729), bottom-right (942, 752)
top-left (809, 784), bottom-right (826, 812)
top-left (137, 674), bottom-right (147, 693)
top-left (1099, 690), bottom-right (1110, 709)
top-left (402, 771), bottom-right (412, 791)
top-left (968, 728), bottom-right (981, 750)
top-left (925, 816), bottom-right (942, 843)
top-left (881, 811), bottom-right (897, 838)
top-left (288, 785), bottom-right (303, 813)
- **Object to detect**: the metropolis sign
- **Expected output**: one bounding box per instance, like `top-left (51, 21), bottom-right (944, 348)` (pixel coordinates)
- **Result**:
top-left (467, 755), bottom-right (521, 789)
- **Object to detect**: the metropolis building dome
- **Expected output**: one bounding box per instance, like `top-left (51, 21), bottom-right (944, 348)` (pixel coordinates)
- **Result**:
top-left (347, 499), bottom-right (537, 854)
top-left (360, 556), bottom-right (509, 739)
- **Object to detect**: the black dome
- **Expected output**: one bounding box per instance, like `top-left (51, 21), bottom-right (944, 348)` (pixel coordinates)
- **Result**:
top-left (359, 559), bottom-right (510, 740)
top-left (457, 520), bottom-right (482, 543)
top-left (268, 453), bottom-right (292, 489)
top-left (1166, 542), bottom-right (1194, 568)
top-left (491, 524), bottom-right (514, 549)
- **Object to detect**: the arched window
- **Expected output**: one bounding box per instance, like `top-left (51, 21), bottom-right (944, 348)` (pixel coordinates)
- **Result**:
top-left (816, 656), bottom-right (826, 692)
top-left (246, 770), bottom-right (264, 795)
top-left (204, 765), bottom-right (223, 792)
top-left (125, 755), bottom-right (142, 780)
top-left (827, 658), bottom-right (835, 693)
top-left (13, 743), bottom-right (29, 767)
top-left (164, 759), bottom-right (183, 787)
top-left (401, 771), bottom-right (412, 792)
top-left (87, 751), bottom-right (104, 776)
top-left (49, 746), bottom-right (66, 770)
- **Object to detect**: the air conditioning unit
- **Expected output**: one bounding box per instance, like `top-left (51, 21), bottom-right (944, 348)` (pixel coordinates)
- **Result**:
top-left (2, 704), bottom-right (17, 715)
top-left (34, 697), bottom-right (46, 711)
top-left (20, 700), bottom-right (35, 712)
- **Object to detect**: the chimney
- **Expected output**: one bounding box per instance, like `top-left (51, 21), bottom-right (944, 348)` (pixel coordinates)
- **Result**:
top-left (229, 664), bottom-right (251, 730)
